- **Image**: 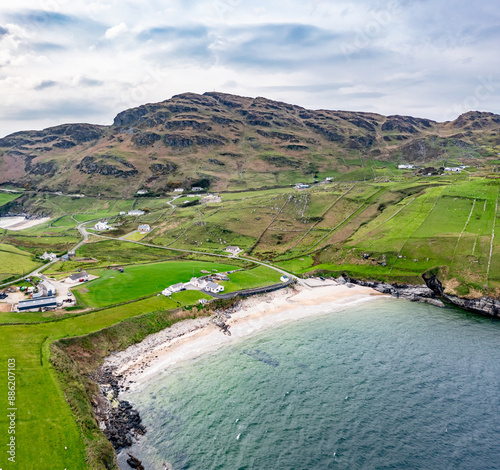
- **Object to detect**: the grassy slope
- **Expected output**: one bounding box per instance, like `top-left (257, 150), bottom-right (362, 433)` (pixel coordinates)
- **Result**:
top-left (0, 291), bottom-right (211, 469)
top-left (0, 242), bottom-right (42, 281)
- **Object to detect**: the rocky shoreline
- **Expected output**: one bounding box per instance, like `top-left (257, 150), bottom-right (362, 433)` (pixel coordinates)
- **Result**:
top-left (339, 274), bottom-right (500, 319)
top-left (91, 367), bottom-right (146, 467)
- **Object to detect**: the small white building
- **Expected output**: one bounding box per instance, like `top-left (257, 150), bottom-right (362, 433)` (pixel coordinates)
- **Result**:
top-left (174, 188), bottom-right (184, 193)
top-left (205, 282), bottom-right (224, 294)
top-left (138, 224), bottom-right (151, 233)
top-left (444, 167), bottom-right (461, 173)
top-left (162, 282), bottom-right (185, 296)
top-left (191, 187), bottom-right (204, 192)
top-left (295, 183), bottom-right (309, 189)
top-left (95, 221), bottom-right (110, 231)
top-left (398, 164), bottom-right (415, 169)
top-left (40, 252), bottom-right (57, 261)
top-left (128, 210), bottom-right (145, 216)
top-left (226, 246), bottom-right (242, 255)
top-left (137, 190), bottom-right (148, 195)
top-left (40, 280), bottom-right (56, 297)
top-left (68, 271), bottom-right (90, 283)
top-left (190, 277), bottom-right (207, 289)
top-left (280, 275), bottom-right (290, 283)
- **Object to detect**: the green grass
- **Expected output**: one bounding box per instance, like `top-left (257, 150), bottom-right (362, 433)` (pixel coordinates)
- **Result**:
top-left (0, 191), bottom-right (22, 208)
top-left (0, 243), bottom-right (42, 279)
top-left (73, 260), bottom-right (239, 307)
top-left (221, 265), bottom-right (282, 292)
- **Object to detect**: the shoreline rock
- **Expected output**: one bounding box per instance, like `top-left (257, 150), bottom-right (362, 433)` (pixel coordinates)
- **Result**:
top-left (91, 367), bottom-right (146, 453)
top-left (338, 274), bottom-right (499, 318)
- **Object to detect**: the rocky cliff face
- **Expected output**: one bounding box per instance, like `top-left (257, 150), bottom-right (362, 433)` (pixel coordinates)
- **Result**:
top-left (0, 92), bottom-right (498, 196)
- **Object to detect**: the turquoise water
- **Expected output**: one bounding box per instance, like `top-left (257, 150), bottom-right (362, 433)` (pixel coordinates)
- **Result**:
top-left (121, 299), bottom-right (500, 469)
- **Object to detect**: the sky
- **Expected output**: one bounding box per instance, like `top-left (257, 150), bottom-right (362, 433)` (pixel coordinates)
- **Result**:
top-left (0, 0), bottom-right (499, 137)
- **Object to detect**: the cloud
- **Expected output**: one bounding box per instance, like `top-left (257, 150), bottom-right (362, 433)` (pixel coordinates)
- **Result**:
top-left (34, 80), bottom-right (58, 91)
top-left (77, 76), bottom-right (104, 87)
top-left (0, 0), bottom-right (499, 137)
top-left (105, 22), bottom-right (127, 40)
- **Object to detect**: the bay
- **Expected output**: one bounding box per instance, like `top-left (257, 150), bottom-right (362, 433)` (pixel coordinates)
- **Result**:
top-left (120, 298), bottom-right (500, 469)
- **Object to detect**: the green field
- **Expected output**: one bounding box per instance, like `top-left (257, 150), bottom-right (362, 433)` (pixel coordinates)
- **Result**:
top-left (0, 243), bottom-right (42, 282)
top-left (221, 265), bottom-right (283, 292)
top-left (0, 191), bottom-right (22, 208)
top-left (72, 260), bottom-right (239, 307)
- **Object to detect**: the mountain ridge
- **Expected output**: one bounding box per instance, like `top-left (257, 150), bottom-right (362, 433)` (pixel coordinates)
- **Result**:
top-left (1, 92), bottom-right (499, 196)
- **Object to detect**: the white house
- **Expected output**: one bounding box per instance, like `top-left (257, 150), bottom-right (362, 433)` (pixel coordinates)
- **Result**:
top-left (190, 277), bottom-right (207, 289)
top-left (137, 189), bottom-right (148, 195)
top-left (444, 167), bottom-right (461, 173)
top-left (138, 224), bottom-right (151, 233)
top-left (40, 280), bottom-right (56, 297)
top-left (205, 282), bottom-right (224, 294)
top-left (174, 188), bottom-right (184, 193)
top-left (226, 246), bottom-right (242, 255)
top-left (94, 221), bottom-right (110, 231)
top-left (128, 210), bottom-right (145, 216)
top-left (191, 187), bottom-right (204, 192)
top-left (162, 282), bottom-right (185, 296)
top-left (398, 164), bottom-right (415, 169)
top-left (295, 183), bottom-right (309, 189)
top-left (40, 252), bottom-right (57, 261)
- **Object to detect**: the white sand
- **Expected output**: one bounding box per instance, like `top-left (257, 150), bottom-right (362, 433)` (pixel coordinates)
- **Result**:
top-left (104, 284), bottom-right (388, 393)
top-left (0, 216), bottom-right (51, 230)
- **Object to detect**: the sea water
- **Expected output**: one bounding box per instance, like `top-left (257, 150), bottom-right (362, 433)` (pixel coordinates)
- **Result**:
top-left (120, 298), bottom-right (500, 469)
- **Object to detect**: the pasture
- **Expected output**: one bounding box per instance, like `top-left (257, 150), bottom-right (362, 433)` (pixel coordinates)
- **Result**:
top-left (72, 260), bottom-right (239, 307)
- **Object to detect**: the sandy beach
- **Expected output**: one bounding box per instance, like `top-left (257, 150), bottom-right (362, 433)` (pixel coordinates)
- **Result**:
top-left (103, 283), bottom-right (389, 393)
top-left (0, 216), bottom-right (51, 230)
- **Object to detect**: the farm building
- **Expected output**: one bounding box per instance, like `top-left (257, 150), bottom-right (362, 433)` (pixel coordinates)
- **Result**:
top-left (190, 277), bottom-right (207, 289)
top-left (95, 221), bottom-right (110, 231)
top-left (444, 167), bottom-right (461, 173)
top-left (138, 224), bottom-right (151, 233)
top-left (40, 280), bottom-right (56, 297)
top-left (18, 296), bottom-right (57, 312)
top-left (213, 273), bottom-right (230, 281)
top-left (137, 189), bottom-right (148, 195)
top-left (398, 164), bottom-right (415, 169)
top-left (68, 271), bottom-right (90, 282)
top-left (226, 246), bottom-right (242, 255)
top-left (40, 252), bottom-right (57, 261)
top-left (128, 210), bottom-right (145, 216)
top-left (205, 282), bottom-right (224, 294)
top-left (295, 183), bottom-right (309, 189)
top-left (191, 187), bottom-right (204, 192)
top-left (174, 188), bottom-right (184, 193)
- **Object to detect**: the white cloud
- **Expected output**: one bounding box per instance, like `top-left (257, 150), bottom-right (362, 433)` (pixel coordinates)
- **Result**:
top-left (104, 22), bottom-right (127, 40)
top-left (0, 0), bottom-right (499, 137)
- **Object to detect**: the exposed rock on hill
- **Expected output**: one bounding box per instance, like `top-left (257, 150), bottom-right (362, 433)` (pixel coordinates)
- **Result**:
top-left (0, 92), bottom-right (498, 196)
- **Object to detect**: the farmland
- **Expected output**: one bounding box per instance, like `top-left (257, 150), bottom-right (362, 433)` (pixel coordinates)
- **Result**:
top-left (1, 169), bottom-right (500, 469)
top-left (72, 260), bottom-right (241, 307)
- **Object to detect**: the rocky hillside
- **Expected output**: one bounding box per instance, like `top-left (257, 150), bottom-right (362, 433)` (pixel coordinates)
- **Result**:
top-left (1, 92), bottom-right (499, 196)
